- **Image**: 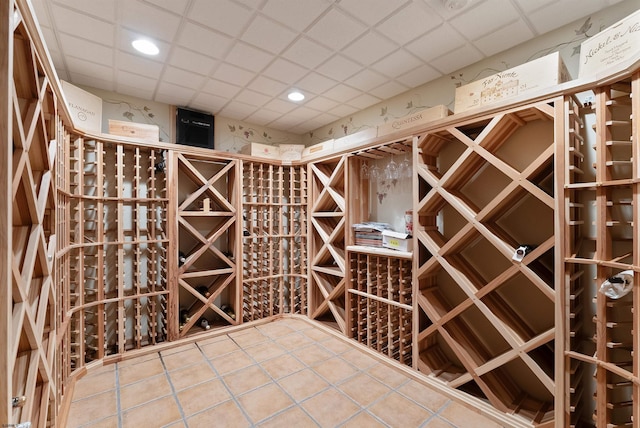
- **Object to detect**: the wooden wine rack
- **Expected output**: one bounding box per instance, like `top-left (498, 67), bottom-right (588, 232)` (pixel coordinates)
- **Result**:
top-left (61, 136), bottom-right (169, 362)
top-left (241, 161), bottom-right (308, 321)
top-left (561, 73), bottom-right (639, 427)
top-left (5, 3), bottom-right (58, 424)
top-left (5, 1), bottom-right (640, 427)
top-left (168, 153), bottom-right (241, 338)
top-left (308, 156), bottom-right (347, 333)
top-left (348, 248), bottom-right (413, 366)
top-left (414, 101), bottom-right (558, 425)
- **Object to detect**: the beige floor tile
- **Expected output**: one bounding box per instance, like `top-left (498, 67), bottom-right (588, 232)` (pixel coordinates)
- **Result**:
top-left (119, 357), bottom-right (165, 386)
top-left (340, 348), bottom-right (380, 369)
top-left (257, 406), bottom-right (318, 428)
top-left (256, 321), bottom-right (297, 339)
top-left (368, 391), bottom-right (432, 427)
top-left (117, 351), bottom-right (160, 367)
top-left (275, 332), bottom-right (314, 350)
top-left (292, 343), bottom-right (334, 366)
top-left (223, 365), bottom-right (271, 395)
top-left (199, 337), bottom-right (241, 359)
top-left (260, 353), bottom-right (305, 379)
top-left (277, 318), bottom-right (314, 331)
top-left (277, 368), bottom-right (330, 402)
top-left (439, 401), bottom-right (503, 428)
top-left (196, 333), bottom-right (231, 346)
top-left (367, 363), bottom-right (410, 388)
top-left (176, 379), bottom-right (231, 416)
top-left (423, 415), bottom-right (457, 427)
top-left (229, 327), bottom-right (270, 347)
top-left (397, 379), bottom-right (450, 412)
top-left (301, 388), bottom-right (360, 427)
top-left (66, 390), bottom-right (117, 427)
top-left (237, 383), bottom-right (295, 424)
top-left (71, 370), bottom-right (116, 401)
top-left (187, 399), bottom-right (251, 427)
top-left (300, 326), bottom-right (332, 342)
top-left (337, 372), bottom-right (391, 406)
top-left (119, 373), bottom-right (172, 410)
top-left (161, 346), bottom-right (205, 371)
top-left (339, 411), bottom-right (387, 427)
top-left (313, 356), bottom-right (359, 384)
top-left (80, 415), bottom-right (119, 428)
top-left (121, 395), bottom-right (182, 428)
top-left (208, 349), bottom-right (255, 375)
top-left (82, 363), bottom-right (115, 379)
top-left (243, 340), bottom-right (287, 362)
top-left (168, 361), bottom-right (217, 391)
top-left (319, 337), bottom-right (353, 354)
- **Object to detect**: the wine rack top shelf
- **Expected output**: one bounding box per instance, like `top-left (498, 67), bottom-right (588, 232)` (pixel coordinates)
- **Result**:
top-left (346, 245), bottom-right (413, 259)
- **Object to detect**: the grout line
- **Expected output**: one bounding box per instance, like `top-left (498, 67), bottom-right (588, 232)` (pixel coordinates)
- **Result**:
top-left (158, 351), bottom-right (188, 426)
top-left (195, 338), bottom-right (256, 426)
top-left (229, 327), bottom-right (322, 426)
top-left (115, 363), bottom-right (123, 428)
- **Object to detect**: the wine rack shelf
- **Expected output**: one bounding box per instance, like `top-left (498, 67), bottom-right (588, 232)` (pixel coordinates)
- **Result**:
top-left (414, 101), bottom-right (558, 425)
top-left (348, 248), bottom-right (413, 366)
top-left (241, 161), bottom-right (308, 321)
top-left (169, 153), bottom-right (240, 338)
top-left (561, 73), bottom-right (640, 428)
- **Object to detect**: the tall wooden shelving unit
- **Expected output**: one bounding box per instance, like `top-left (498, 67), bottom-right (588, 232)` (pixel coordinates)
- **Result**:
top-left (6, 3), bottom-right (58, 424)
top-left (61, 136), bottom-right (169, 361)
top-left (168, 153), bottom-right (241, 339)
top-left (241, 160), bottom-right (308, 321)
top-left (308, 156), bottom-right (348, 333)
top-left (561, 73), bottom-right (639, 427)
top-left (414, 101), bottom-right (558, 425)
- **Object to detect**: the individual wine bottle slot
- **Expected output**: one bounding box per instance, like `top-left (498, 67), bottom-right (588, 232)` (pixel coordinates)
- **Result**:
top-left (199, 317), bottom-right (211, 330)
top-left (178, 251), bottom-right (187, 267)
top-left (196, 285), bottom-right (210, 298)
top-left (220, 304), bottom-right (236, 320)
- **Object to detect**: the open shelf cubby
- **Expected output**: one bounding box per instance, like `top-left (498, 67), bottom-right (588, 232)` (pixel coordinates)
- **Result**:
top-left (415, 101), bottom-right (558, 425)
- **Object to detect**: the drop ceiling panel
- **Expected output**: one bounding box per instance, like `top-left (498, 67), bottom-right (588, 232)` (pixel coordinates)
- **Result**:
top-left (474, 19), bottom-right (535, 56)
top-left (177, 23), bottom-right (234, 59)
top-left (341, 32), bottom-right (397, 66)
top-left (188, 0), bottom-right (253, 37)
top-left (31, 0), bottom-right (627, 134)
top-left (305, 8), bottom-right (368, 50)
top-left (51, 6), bottom-right (114, 46)
top-left (240, 15), bottom-right (299, 54)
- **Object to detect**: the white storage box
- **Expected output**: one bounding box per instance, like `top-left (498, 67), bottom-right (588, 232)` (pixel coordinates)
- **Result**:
top-left (241, 142), bottom-right (280, 160)
top-left (333, 128), bottom-right (377, 152)
top-left (108, 119), bottom-right (159, 143)
top-left (454, 52), bottom-right (571, 113)
top-left (302, 140), bottom-right (334, 160)
top-left (578, 9), bottom-right (640, 78)
top-left (381, 230), bottom-right (412, 252)
top-left (377, 105), bottom-right (450, 137)
top-left (61, 80), bottom-right (103, 133)
top-left (279, 144), bottom-right (305, 161)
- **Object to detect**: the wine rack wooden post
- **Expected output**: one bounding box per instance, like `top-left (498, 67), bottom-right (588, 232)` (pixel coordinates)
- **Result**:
top-left (562, 73), bottom-right (639, 427)
top-left (170, 153), bottom-right (241, 338)
top-left (414, 101), bottom-right (558, 425)
top-left (308, 156), bottom-right (347, 333)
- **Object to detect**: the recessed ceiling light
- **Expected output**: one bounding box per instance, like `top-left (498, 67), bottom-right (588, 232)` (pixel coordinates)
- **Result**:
top-left (287, 91), bottom-right (305, 102)
top-left (132, 39), bottom-right (159, 56)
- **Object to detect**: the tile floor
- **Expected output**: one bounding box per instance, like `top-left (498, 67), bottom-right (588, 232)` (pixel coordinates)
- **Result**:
top-left (66, 317), bottom-right (504, 428)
